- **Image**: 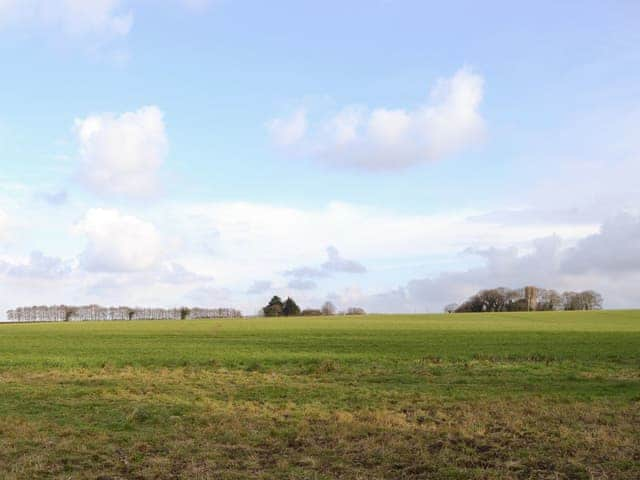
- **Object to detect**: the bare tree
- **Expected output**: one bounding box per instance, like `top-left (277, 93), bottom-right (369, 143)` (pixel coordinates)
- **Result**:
top-left (7, 304), bottom-right (242, 322)
top-left (562, 291), bottom-right (603, 310)
top-left (346, 307), bottom-right (366, 315)
top-left (321, 301), bottom-right (336, 316)
top-left (536, 289), bottom-right (562, 311)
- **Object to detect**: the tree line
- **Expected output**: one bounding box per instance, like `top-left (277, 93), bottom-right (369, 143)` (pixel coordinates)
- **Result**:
top-left (261, 296), bottom-right (365, 317)
top-left (6, 305), bottom-right (242, 323)
top-left (446, 287), bottom-right (603, 313)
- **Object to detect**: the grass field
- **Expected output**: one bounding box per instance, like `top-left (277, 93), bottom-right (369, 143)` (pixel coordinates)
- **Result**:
top-left (1, 311), bottom-right (639, 479)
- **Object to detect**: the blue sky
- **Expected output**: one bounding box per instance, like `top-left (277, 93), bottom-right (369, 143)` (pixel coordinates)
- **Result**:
top-left (1, 0), bottom-right (640, 317)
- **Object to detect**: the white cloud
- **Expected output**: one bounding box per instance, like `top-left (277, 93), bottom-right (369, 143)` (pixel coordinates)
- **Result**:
top-left (563, 214), bottom-right (640, 274)
top-left (267, 108), bottom-right (307, 147)
top-left (268, 68), bottom-right (485, 169)
top-left (74, 208), bottom-right (163, 272)
top-left (75, 106), bottom-right (168, 197)
top-left (0, 0), bottom-right (133, 39)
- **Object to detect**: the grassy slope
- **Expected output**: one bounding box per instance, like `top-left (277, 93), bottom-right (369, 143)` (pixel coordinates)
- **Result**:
top-left (0, 311), bottom-right (639, 479)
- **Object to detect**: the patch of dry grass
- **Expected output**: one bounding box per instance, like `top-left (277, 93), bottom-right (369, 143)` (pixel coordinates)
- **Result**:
top-left (0, 367), bottom-right (638, 479)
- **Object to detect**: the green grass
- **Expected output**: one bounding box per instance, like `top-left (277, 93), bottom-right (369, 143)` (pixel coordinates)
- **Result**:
top-left (1, 311), bottom-right (639, 479)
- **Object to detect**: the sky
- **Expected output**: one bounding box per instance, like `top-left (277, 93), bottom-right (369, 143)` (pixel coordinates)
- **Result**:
top-left (1, 0), bottom-right (640, 318)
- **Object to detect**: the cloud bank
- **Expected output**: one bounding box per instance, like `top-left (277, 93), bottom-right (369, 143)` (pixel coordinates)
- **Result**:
top-left (3, 198), bottom-right (639, 319)
top-left (335, 214), bottom-right (640, 313)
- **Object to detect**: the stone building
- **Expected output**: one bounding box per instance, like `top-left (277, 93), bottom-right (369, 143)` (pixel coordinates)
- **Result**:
top-left (524, 286), bottom-right (538, 311)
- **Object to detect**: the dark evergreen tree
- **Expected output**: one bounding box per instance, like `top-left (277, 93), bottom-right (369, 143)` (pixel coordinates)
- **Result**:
top-left (262, 296), bottom-right (284, 317)
top-left (282, 297), bottom-right (301, 316)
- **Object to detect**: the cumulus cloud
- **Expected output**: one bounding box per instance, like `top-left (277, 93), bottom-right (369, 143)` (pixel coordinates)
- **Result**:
top-left (74, 208), bottom-right (163, 272)
top-left (0, 0), bottom-right (133, 39)
top-left (268, 68), bottom-right (485, 169)
top-left (75, 106), bottom-right (168, 197)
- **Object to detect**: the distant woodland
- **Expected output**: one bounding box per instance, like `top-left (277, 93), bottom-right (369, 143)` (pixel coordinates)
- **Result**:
top-left (446, 287), bottom-right (603, 313)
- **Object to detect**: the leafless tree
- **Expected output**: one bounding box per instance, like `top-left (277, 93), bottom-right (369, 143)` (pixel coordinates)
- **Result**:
top-left (563, 291), bottom-right (603, 310)
top-left (321, 301), bottom-right (336, 316)
top-left (346, 307), bottom-right (366, 315)
top-left (6, 304), bottom-right (242, 322)
top-left (536, 289), bottom-right (562, 311)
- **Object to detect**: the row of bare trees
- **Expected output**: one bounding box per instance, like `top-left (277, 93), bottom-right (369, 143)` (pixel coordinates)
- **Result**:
top-left (446, 287), bottom-right (603, 313)
top-left (6, 305), bottom-right (242, 323)
top-left (301, 302), bottom-right (366, 316)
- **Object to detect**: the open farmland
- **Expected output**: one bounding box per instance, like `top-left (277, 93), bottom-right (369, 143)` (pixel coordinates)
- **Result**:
top-left (1, 311), bottom-right (639, 479)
